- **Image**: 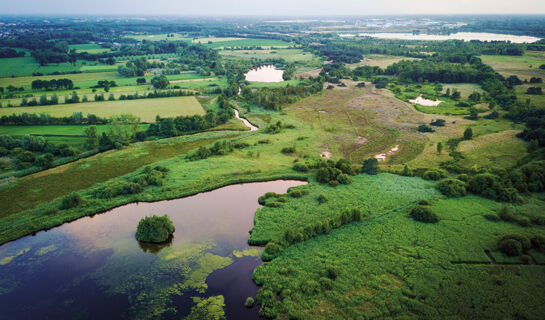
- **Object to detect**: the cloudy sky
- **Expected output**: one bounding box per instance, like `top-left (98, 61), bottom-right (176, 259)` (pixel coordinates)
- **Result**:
top-left (1, 0), bottom-right (545, 15)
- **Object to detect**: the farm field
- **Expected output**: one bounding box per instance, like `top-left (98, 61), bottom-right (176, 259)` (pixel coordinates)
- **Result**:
top-left (0, 96), bottom-right (205, 122)
top-left (69, 43), bottom-right (111, 54)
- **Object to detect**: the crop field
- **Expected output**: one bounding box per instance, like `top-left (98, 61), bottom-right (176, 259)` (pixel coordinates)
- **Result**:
top-left (347, 54), bottom-right (419, 69)
top-left (480, 51), bottom-right (545, 80)
top-left (0, 96), bottom-right (205, 122)
top-left (0, 57), bottom-right (90, 78)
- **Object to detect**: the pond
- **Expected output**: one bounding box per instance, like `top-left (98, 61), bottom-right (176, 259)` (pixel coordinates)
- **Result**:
top-left (0, 180), bottom-right (307, 319)
top-left (244, 65), bottom-right (284, 82)
top-left (359, 32), bottom-right (540, 44)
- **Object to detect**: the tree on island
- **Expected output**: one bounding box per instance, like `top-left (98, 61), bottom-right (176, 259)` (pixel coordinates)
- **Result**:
top-left (136, 214), bottom-right (175, 243)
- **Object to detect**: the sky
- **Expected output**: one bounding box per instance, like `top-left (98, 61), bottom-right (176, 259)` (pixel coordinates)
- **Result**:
top-left (1, 0), bottom-right (545, 16)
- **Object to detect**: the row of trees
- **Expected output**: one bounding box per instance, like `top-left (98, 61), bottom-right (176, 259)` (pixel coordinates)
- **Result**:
top-left (31, 78), bottom-right (74, 91)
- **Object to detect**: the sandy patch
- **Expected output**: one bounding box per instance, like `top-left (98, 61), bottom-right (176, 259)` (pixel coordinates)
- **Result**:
top-left (409, 95), bottom-right (442, 107)
top-left (356, 136), bottom-right (369, 144)
top-left (320, 151), bottom-right (332, 159)
top-left (374, 145), bottom-right (399, 162)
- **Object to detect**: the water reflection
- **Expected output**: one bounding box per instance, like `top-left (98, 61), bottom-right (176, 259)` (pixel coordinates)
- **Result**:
top-left (359, 32), bottom-right (540, 43)
top-left (0, 180), bottom-right (307, 319)
top-left (245, 65), bottom-right (284, 82)
top-left (138, 235), bottom-right (174, 254)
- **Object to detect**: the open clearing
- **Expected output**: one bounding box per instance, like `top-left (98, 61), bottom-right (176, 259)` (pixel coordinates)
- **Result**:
top-left (220, 49), bottom-right (316, 63)
top-left (348, 54), bottom-right (419, 69)
top-left (0, 96), bottom-right (205, 122)
top-left (480, 52), bottom-right (545, 80)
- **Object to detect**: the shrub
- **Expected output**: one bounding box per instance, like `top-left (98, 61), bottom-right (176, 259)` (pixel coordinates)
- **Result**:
top-left (293, 163), bottom-right (309, 172)
top-left (60, 193), bottom-right (83, 210)
top-left (317, 194), bottom-right (329, 204)
top-left (409, 205), bottom-right (439, 223)
top-left (532, 235), bottom-right (545, 252)
top-left (463, 128), bottom-right (473, 140)
top-left (288, 190), bottom-right (303, 198)
top-left (422, 169), bottom-right (447, 181)
top-left (337, 173), bottom-right (352, 185)
top-left (418, 199), bottom-right (432, 205)
top-left (436, 179), bottom-right (467, 197)
top-left (361, 158), bottom-right (379, 175)
top-left (498, 239), bottom-right (522, 256)
top-left (245, 297), bottom-right (255, 308)
top-left (326, 266), bottom-right (339, 279)
top-left (430, 119), bottom-right (446, 127)
top-left (418, 124), bottom-right (435, 133)
top-left (484, 214), bottom-right (500, 221)
top-left (281, 146), bottom-right (296, 154)
top-left (319, 277), bottom-right (334, 290)
top-left (135, 214), bottom-right (175, 243)
top-left (265, 241), bottom-right (281, 255)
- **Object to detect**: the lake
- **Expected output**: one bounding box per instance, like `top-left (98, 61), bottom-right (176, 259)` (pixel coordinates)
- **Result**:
top-left (358, 32), bottom-right (541, 43)
top-left (0, 180), bottom-right (307, 320)
top-left (245, 65), bottom-right (284, 82)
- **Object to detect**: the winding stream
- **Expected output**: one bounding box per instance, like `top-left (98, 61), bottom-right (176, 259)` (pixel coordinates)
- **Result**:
top-left (233, 108), bottom-right (258, 131)
top-left (0, 180), bottom-right (307, 319)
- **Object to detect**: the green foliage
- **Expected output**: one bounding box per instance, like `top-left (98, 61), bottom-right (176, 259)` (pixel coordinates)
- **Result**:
top-left (422, 169), bottom-right (447, 181)
top-left (497, 234), bottom-right (532, 256)
top-left (244, 297), bottom-right (255, 308)
top-left (135, 214), bottom-right (175, 243)
top-left (436, 179), bottom-right (467, 197)
top-left (409, 205), bottom-right (440, 223)
top-left (60, 193), bottom-right (83, 210)
top-left (463, 127), bottom-right (473, 140)
top-left (418, 124), bottom-right (435, 133)
top-left (361, 158), bottom-right (379, 175)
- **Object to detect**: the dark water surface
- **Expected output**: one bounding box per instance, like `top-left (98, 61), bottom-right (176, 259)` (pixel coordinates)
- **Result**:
top-left (0, 180), bottom-right (306, 320)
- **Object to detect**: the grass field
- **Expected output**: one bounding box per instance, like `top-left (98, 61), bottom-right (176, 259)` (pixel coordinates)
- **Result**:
top-left (347, 54), bottom-right (419, 69)
top-left (0, 71), bottom-right (205, 90)
top-left (0, 96), bottom-right (205, 122)
top-left (0, 124), bottom-right (149, 136)
top-left (220, 49), bottom-right (315, 63)
top-left (69, 43), bottom-right (111, 54)
top-left (480, 51), bottom-right (545, 80)
top-left (125, 34), bottom-right (294, 49)
top-left (252, 184), bottom-right (545, 319)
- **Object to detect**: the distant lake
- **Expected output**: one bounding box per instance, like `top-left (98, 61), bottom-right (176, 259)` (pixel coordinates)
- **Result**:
top-left (356, 32), bottom-right (541, 43)
top-left (0, 180), bottom-right (306, 320)
top-left (245, 65), bottom-right (284, 82)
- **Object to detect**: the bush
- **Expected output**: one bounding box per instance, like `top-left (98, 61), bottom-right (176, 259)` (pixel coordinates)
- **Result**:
top-left (422, 169), bottom-right (447, 181)
top-left (361, 158), bottom-right (379, 175)
top-left (436, 179), bottom-right (467, 197)
top-left (418, 124), bottom-right (435, 133)
top-left (245, 297), bottom-right (255, 308)
top-left (498, 239), bottom-right (523, 256)
top-left (135, 214), bottom-right (175, 243)
top-left (484, 214), bottom-right (500, 221)
top-left (532, 235), bottom-right (545, 252)
top-left (337, 173), bottom-right (352, 185)
top-left (418, 199), bottom-right (432, 205)
top-left (409, 205), bottom-right (439, 223)
top-left (317, 194), bottom-right (329, 203)
top-left (293, 163), bottom-right (309, 172)
top-left (281, 147), bottom-right (296, 154)
top-left (288, 190), bottom-right (303, 198)
top-left (265, 241), bottom-right (281, 255)
top-left (60, 193), bottom-right (83, 210)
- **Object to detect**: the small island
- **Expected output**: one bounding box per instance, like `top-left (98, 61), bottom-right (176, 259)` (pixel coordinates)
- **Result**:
top-left (135, 214), bottom-right (176, 243)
